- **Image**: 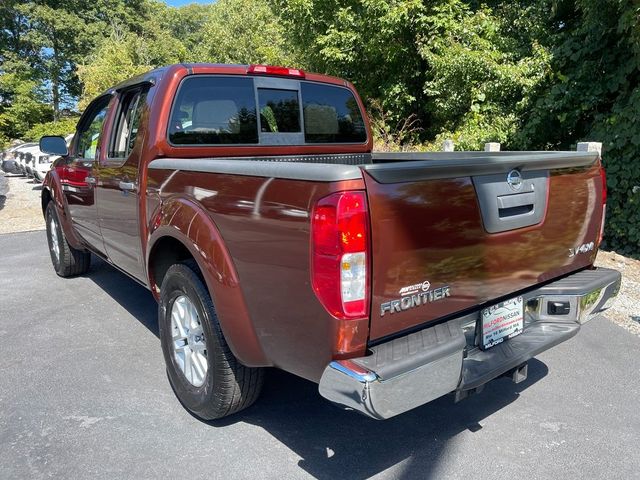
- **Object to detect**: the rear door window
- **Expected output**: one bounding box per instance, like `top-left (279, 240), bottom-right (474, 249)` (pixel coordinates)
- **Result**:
top-left (301, 83), bottom-right (367, 144)
top-left (168, 76), bottom-right (258, 145)
top-left (109, 89), bottom-right (148, 161)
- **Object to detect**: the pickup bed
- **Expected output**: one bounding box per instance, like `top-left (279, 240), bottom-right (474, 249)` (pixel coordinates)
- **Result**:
top-left (40, 64), bottom-right (621, 420)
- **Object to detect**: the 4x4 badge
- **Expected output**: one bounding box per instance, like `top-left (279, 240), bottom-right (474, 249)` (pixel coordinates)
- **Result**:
top-left (569, 241), bottom-right (595, 257)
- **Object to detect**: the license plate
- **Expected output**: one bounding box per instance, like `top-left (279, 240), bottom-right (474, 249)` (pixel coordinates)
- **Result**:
top-left (480, 296), bottom-right (524, 350)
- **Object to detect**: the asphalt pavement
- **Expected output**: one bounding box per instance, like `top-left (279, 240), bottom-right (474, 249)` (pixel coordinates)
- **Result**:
top-left (1, 230), bottom-right (639, 480)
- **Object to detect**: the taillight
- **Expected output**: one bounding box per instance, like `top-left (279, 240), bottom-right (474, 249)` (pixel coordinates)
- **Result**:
top-left (311, 191), bottom-right (370, 320)
top-left (247, 64), bottom-right (305, 78)
top-left (599, 165), bottom-right (607, 245)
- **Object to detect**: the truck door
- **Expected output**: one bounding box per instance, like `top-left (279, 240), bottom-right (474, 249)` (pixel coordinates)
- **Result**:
top-left (95, 87), bottom-right (148, 282)
top-left (61, 95), bottom-right (112, 255)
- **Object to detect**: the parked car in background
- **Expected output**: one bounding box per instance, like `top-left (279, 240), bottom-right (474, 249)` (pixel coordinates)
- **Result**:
top-left (1, 143), bottom-right (24, 174)
top-left (23, 145), bottom-right (40, 178)
top-left (14, 143), bottom-right (38, 175)
top-left (32, 136), bottom-right (72, 182)
top-left (1, 136), bottom-right (72, 179)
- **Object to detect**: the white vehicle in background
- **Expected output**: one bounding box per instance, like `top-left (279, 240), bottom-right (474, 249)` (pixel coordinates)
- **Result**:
top-left (1, 135), bottom-right (72, 180)
top-left (33, 134), bottom-right (73, 182)
top-left (13, 143), bottom-right (37, 175)
top-left (22, 143), bottom-right (42, 178)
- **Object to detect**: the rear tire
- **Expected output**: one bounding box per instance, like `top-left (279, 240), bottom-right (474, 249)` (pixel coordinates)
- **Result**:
top-left (45, 202), bottom-right (91, 277)
top-left (159, 261), bottom-right (264, 420)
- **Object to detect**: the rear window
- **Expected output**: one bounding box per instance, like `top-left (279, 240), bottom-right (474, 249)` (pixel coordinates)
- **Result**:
top-left (167, 76), bottom-right (367, 146)
top-left (168, 76), bottom-right (258, 145)
top-left (301, 83), bottom-right (367, 143)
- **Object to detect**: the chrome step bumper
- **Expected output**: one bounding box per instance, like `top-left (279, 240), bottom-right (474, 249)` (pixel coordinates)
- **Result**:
top-left (319, 267), bottom-right (621, 420)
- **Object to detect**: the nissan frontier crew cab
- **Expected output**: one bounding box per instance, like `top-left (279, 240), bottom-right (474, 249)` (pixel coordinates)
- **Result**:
top-left (39, 64), bottom-right (621, 420)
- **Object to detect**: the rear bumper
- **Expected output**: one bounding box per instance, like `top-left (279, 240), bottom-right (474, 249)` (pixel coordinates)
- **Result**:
top-left (319, 267), bottom-right (621, 420)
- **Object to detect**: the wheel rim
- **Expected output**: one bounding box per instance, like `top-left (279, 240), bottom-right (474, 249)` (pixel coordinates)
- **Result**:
top-left (49, 215), bottom-right (60, 264)
top-left (171, 295), bottom-right (208, 387)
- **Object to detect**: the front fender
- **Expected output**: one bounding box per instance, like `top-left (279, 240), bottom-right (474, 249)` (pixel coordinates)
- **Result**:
top-left (147, 196), bottom-right (270, 367)
top-left (42, 169), bottom-right (85, 250)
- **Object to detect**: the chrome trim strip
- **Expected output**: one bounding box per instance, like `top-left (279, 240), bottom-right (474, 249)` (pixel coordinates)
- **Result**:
top-left (328, 360), bottom-right (378, 383)
top-left (148, 157), bottom-right (365, 182)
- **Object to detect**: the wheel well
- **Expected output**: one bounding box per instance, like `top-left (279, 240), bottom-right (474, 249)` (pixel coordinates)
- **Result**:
top-left (148, 237), bottom-right (196, 293)
top-left (41, 188), bottom-right (52, 216)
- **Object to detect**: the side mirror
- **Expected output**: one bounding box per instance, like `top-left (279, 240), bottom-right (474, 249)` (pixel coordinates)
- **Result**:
top-left (40, 135), bottom-right (69, 156)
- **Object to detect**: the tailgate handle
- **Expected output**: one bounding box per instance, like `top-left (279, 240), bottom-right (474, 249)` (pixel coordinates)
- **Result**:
top-left (497, 192), bottom-right (535, 218)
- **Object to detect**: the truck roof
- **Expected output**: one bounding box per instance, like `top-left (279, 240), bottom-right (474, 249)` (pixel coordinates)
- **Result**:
top-left (107, 63), bottom-right (352, 96)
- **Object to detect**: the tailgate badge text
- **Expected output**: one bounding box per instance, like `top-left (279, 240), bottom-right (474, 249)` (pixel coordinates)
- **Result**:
top-left (568, 241), bottom-right (595, 257)
top-left (381, 282), bottom-right (451, 317)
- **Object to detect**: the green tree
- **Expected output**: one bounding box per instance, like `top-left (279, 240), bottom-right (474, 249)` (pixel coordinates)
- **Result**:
top-left (274, 0), bottom-right (427, 125)
top-left (25, 116), bottom-right (79, 141)
top-left (517, 0), bottom-right (640, 253)
top-left (275, 0), bottom-right (551, 150)
top-left (0, 68), bottom-right (52, 147)
top-left (165, 3), bottom-right (213, 61)
top-left (420, 1), bottom-right (551, 149)
top-left (76, 25), bottom-right (187, 109)
top-left (196, 0), bottom-right (295, 66)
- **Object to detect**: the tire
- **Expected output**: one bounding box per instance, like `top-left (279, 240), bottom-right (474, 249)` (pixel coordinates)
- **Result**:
top-left (45, 202), bottom-right (91, 277)
top-left (159, 260), bottom-right (264, 420)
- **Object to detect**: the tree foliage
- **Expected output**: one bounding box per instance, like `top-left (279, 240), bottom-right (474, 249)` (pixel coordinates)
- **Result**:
top-left (516, 0), bottom-right (640, 253)
top-left (76, 2), bottom-right (188, 108)
top-left (195, 0), bottom-right (294, 66)
top-left (24, 116), bottom-right (79, 141)
top-left (274, 0), bottom-right (551, 149)
top-left (0, 69), bottom-right (52, 147)
top-left (1, 0), bottom-right (639, 252)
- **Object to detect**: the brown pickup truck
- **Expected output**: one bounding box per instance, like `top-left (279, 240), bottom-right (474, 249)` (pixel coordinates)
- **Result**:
top-left (39, 63), bottom-right (621, 420)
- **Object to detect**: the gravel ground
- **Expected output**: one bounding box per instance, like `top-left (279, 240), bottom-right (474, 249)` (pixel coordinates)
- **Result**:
top-left (0, 172), bottom-right (45, 234)
top-left (595, 250), bottom-right (640, 336)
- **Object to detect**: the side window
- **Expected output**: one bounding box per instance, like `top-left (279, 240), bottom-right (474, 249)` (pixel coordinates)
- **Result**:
top-left (76, 99), bottom-right (110, 160)
top-left (109, 89), bottom-right (148, 159)
top-left (168, 76), bottom-right (258, 145)
top-left (257, 88), bottom-right (301, 133)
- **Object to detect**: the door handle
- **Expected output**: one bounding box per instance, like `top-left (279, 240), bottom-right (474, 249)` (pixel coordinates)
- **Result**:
top-left (119, 181), bottom-right (136, 192)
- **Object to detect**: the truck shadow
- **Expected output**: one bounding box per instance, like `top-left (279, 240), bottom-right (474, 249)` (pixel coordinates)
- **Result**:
top-left (85, 254), bottom-right (549, 479)
top-left (215, 361), bottom-right (548, 479)
top-left (86, 255), bottom-right (159, 337)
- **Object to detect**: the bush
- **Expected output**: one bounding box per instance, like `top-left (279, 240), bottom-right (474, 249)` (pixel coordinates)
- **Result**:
top-left (516, 0), bottom-right (640, 255)
top-left (25, 117), bottom-right (79, 142)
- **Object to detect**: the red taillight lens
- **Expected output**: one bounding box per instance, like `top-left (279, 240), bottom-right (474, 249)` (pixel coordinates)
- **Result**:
top-left (599, 165), bottom-right (607, 245)
top-left (311, 191), bottom-right (370, 320)
top-left (247, 64), bottom-right (306, 78)
top-left (600, 165), bottom-right (607, 205)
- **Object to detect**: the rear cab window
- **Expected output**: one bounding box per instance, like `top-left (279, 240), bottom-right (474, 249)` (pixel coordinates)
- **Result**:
top-left (168, 77), bottom-right (258, 145)
top-left (167, 75), bottom-right (367, 146)
top-left (301, 82), bottom-right (367, 144)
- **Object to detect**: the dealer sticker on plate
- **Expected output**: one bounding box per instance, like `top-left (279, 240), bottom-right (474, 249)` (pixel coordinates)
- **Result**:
top-left (480, 296), bottom-right (524, 350)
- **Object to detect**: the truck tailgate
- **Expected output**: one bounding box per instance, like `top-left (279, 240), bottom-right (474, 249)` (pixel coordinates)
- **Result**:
top-left (361, 151), bottom-right (604, 341)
